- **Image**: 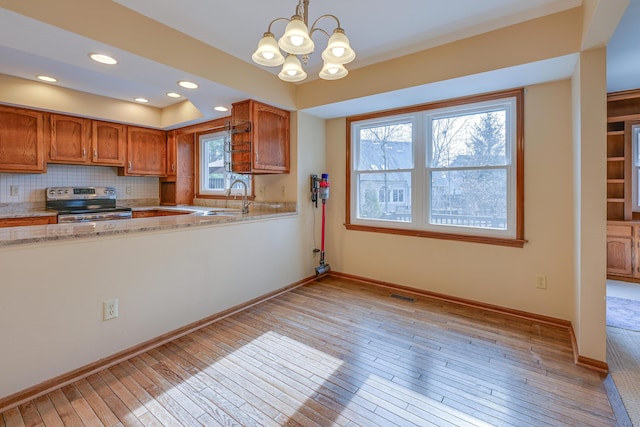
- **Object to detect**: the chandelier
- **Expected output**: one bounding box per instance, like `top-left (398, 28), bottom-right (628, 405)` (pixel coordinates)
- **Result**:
top-left (251, 0), bottom-right (355, 82)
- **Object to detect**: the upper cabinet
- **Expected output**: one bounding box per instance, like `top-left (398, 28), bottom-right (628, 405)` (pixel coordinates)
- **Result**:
top-left (92, 121), bottom-right (126, 166)
top-left (47, 116), bottom-right (126, 167)
top-left (0, 105), bottom-right (46, 173)
top-left (230, 99), bottom-right (290, 174)
top-left (121, 126), bottom-right (167, 176)
top-left (48, 114), bottom-right (90, 164)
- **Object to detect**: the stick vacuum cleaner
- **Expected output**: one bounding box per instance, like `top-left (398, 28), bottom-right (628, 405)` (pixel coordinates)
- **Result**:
top-left (312, 173), bottom-right (331, 277)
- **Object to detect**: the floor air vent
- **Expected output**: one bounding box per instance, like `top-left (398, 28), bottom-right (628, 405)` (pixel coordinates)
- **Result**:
top-left (390, 293), bottom-right (416, 302)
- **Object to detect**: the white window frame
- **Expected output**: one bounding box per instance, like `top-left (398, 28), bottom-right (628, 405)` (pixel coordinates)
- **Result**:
top-left (198, 131), bottom-right (251, 196)
top-left (348, 90), bottom-right (523, 243)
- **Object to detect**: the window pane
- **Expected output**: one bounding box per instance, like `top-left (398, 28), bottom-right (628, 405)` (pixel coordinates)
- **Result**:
top-left (431, 110), bottom-right (506, 168)
top-left (357, 122), bottom-right (413, 171)
top-left (202, 136), bottom-right (225, 191)
top-left (199, 133), bottom-right (251, 194)
top-left (430, 169), bottom-right (507, 230)
top-left (357, 172), bottom-right (412, 222)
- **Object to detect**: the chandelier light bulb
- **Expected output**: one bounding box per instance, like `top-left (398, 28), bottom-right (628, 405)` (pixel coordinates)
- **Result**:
top-left (331, 47), bottom-right (345, 58)
top-left (322, 28), bottom-right (355, 65)
top-left (290, 35), bottom-right (304, 47)
top-left (252, 32), bottom-right (285, 66)
top-left (278, 54), bottom-right (307, 82)
top-left (319, 62), bottom-right (348, 80)
top-left (278, 15), bottom-right (314, 55)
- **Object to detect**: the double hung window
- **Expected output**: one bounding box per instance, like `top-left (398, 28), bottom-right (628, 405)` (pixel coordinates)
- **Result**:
top-left (198, 131), bottom-right (251, 196)
top-left (347, 89), bottom-right (524, 246)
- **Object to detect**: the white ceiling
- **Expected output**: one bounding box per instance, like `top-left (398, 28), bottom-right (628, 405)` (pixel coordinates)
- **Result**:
top-left (0, 0), bottom-right (635, 125)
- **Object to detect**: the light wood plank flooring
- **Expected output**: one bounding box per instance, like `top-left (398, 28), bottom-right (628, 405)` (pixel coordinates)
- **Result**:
top-left (1, 276), bottom-right (620, 426)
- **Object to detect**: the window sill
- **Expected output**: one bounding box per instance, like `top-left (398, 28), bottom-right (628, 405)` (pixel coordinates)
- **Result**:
top-left (345, 223), bottom-right (527, 248)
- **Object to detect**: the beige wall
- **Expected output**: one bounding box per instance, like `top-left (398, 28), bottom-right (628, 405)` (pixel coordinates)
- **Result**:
top-left (325, 80), bottom-right (577, 321)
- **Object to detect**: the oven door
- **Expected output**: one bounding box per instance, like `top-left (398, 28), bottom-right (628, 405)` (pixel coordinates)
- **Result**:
top-left (57, 211), bottom-right (133, 223)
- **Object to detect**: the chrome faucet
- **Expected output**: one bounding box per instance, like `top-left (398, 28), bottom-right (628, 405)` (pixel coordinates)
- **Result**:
top-left (227, 179), bottom-right (250, 214)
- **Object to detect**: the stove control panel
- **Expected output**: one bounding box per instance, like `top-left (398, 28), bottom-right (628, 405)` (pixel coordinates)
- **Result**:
top-left (46, 187), bottom-right (117, 201)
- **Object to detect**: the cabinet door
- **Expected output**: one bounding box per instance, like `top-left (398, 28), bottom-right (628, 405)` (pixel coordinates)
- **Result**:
top-left (166, 131), bottom-right (177, 179)
top-left (160, 132), bottom-right (194, 205)
top-left (175, 134), bottom-right (194, 204)
top-left (0, 106), bottom-right (46, 173)
top-left (230, 99), bottom-right (290, 174)
top-left (607, 236), bottom-right (633, 276)
top-left (92, 121), bottom-right (126, 166)
top-left (125, 126), bottom-right (167, 176)
top-left (252, 102), bottom-right (290, 173)
top-left (48, 114), bottom-right (90, 164)
top-left (0, 216), bottom-right (57, 228)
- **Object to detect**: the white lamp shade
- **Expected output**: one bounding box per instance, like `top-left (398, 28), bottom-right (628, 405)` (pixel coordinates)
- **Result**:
top-left (319, 62), bottom-right (348, 80)
top-left (278, 54), bottom-right (307, 82)
top-left (278, 15), bottom-right (314, 55)
top-left (252, 32), bottom-right (285, 66)
top-left (321, 28), bottom-right (355, 65)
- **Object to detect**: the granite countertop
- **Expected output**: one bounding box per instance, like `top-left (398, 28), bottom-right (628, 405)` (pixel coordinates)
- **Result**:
top-left (0, 203), bottom-right (297, 247)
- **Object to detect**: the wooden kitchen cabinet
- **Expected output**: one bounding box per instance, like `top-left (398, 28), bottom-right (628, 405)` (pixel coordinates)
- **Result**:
top-left (48, 116), bottom-right (126, 166)
top-left (607, 222), bottom-right (638, 279)
top-left (160, 131), bottom-right (194, 205)
top-left (47, 114), bottom-right (91, 164)
top-left (120, 126), bottom-right (167, 176)
top-left (0, 105), bottom-right (46, 173)
top-left (92, 121), bottom-right (126, 166)
top-left (0, 216), bottom-right (57, 228)
top-left (132, 209), bottom-right (192, 218)
top-left (229, 99), bottom-right (290, 174)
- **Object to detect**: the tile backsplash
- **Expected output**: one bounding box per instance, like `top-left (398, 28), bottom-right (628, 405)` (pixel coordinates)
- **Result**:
top-left (0, 164), bottom-right (159, 203)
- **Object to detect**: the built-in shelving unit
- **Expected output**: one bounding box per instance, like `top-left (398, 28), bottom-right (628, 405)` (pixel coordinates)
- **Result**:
top-left (606, 91), bottom-right (639, 221)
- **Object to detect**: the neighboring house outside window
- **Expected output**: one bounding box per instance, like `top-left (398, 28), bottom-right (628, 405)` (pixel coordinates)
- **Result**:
top-left (346, 89), bottom-right (524, 247)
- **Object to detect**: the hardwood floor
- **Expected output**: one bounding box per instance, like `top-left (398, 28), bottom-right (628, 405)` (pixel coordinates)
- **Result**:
top-left (1, 276), bottom-right (621, 426)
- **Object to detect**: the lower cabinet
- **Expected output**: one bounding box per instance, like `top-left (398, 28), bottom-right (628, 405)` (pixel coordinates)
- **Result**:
top-left (0, 216), bottom-right (57, 228)
top-left (607, 222), bottom-right (638, 278)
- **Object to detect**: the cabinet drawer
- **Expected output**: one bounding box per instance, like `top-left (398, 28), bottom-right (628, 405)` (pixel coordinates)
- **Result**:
top-left (607, 224), bottom-right (634, 237)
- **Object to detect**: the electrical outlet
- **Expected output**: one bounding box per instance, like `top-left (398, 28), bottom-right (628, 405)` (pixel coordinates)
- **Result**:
top-left (281, 186), bottom-right (286, 197)
top-left (10, 185), bottom-right (20, 196)
top-left (536, 275), bottom-right (547, 289)
top-left (125, 186), bottom-right (132, 195)
top-left (258, 186), bottom-right (266, 197)
top-left (103, 299), bottom-right (119, 321)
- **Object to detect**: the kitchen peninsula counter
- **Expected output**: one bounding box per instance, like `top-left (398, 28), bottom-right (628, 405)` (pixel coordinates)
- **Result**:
top-left (0, 203), bottom-right (297, 247)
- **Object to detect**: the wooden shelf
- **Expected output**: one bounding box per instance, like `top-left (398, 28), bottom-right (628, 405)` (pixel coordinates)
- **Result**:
top-left (608, 198), bottom-right (625, 203)
top-left (608, 179), bottom-right (625, 184)
top-left (608, 157), bottom-right (625, 162)
top-left (608, 130), bottom-right (625, 136)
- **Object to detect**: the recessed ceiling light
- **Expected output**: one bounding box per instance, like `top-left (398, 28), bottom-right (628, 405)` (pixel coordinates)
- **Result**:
top-left (134, 97), bottom-right (149, 103)
top-left (178, 80), bottom-right (198, 89)
top-left (166, 92), bottom-right (181, 98)
top-left (90, 53), bottom-right (117, 65)
top-left (214, 106), bottom-right (229, 112)
top-left (36, 75), bottom-right (57, 83)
